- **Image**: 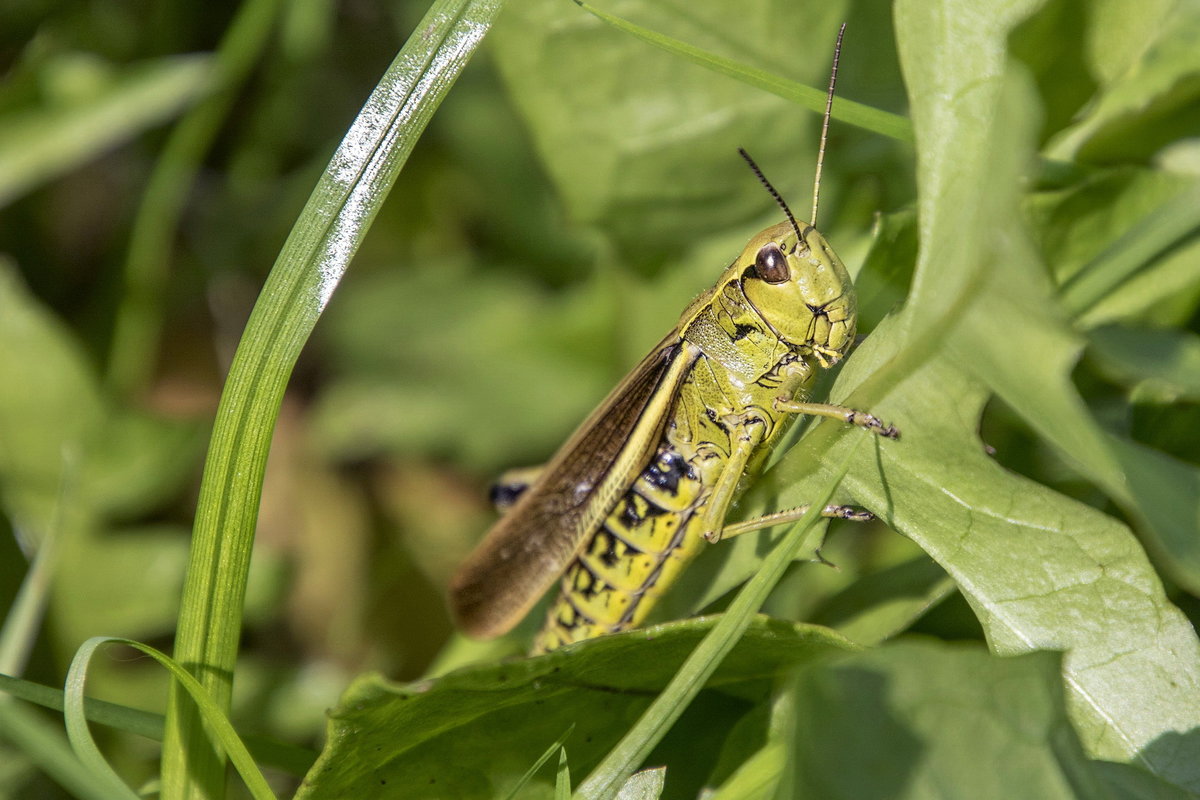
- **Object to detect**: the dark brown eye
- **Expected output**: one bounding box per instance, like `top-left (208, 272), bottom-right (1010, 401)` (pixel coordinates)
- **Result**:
top-left (753, 243), bottom-right (790, 284)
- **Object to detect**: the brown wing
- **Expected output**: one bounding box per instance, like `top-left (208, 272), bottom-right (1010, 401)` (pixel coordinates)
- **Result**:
top-left (449, 334), bottom-right (699, 639)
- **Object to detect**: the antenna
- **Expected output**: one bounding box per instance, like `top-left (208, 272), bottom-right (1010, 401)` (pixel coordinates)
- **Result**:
top-left (739, 147), bottom-right (803, 242)
top-left (812, 23), bottom-right (846, 227)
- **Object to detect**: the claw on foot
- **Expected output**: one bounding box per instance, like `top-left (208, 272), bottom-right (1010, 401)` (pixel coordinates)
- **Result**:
top-left (845, 410), bottom-right (900, 439)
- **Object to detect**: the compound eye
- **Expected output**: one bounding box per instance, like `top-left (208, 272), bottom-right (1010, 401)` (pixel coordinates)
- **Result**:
top-left (753, 243), bottom-right (790, 284)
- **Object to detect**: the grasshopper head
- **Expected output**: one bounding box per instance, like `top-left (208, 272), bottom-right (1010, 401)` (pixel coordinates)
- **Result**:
top-left (739, 220), bottom-right (857, 368)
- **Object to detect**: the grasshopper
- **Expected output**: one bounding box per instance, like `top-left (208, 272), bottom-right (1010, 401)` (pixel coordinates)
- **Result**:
top-left (450, 26), bottom-right (896, 652)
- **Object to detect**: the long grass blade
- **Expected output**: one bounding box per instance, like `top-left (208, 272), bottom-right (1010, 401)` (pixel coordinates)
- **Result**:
top-left (159, 1), bottom-right (503, 797)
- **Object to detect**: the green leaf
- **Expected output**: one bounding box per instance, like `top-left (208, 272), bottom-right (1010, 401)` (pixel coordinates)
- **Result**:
top-left (893, 0), bottom-right (1200, 603)
top-left (0, 261), bottom-right (104, 535)
top-left (51, 526), bottom-right (186, 645)
top-left (614, 767), bottom-right (665, 800)
top-left (298, 618), bottom-right (858, 798)
top-left (790, 640), bottom-right (1196, 800)
top-left (810, 556), bottom-right (957, 646)
top-left (571, 0), bottom-right (912, 143)
top-left (1086, 325), bottom-right (1200, 402)
top-left (311, 264), bottom-right (615, 472)
top-left (490, 0), bottom-right (904, 258)
top-left (821, 330), bottom-right (1200, 790)
top-left (1048, 2), bottom-right (1200, 162)
top-left (82, 411), bottom-right (207, 519)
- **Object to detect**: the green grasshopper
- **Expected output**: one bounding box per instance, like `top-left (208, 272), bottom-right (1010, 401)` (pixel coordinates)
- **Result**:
top-left (450, 26), bottom-right (896, 652)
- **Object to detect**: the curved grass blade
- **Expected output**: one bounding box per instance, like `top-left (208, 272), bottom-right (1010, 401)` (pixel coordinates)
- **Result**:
top-left (160, 1), bottom-right (503, 797)
top-left (66, 637), bottom-right (274, 800)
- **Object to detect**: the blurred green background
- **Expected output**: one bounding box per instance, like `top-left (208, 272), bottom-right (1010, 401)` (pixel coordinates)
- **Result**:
top-left (3, 0), bottom-right (1200, 795)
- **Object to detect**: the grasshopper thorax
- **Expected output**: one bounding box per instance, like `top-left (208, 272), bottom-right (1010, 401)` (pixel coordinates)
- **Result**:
top-left (738, 220), bottom-right (857, 368)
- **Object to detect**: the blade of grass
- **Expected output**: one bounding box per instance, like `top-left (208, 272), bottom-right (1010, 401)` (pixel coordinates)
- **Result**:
top-left (557, 747), bottom-right (572, 799)
top-left (66, 638), bottom-right (274, 800)
top-left (0, 446), bottom-right (78, 678)
top-left (574, 440), bottom-right (862, 800)
top-left (571, 0), bottom-right (913, 143)
top-left (105, 0), bottom-right (285, 398)
top-left (0, 56), bottom-right (212, 208)
top-left (503, 725), bottom-right (575, 800)
top-left (159, 1), bottom-right (503, 797)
